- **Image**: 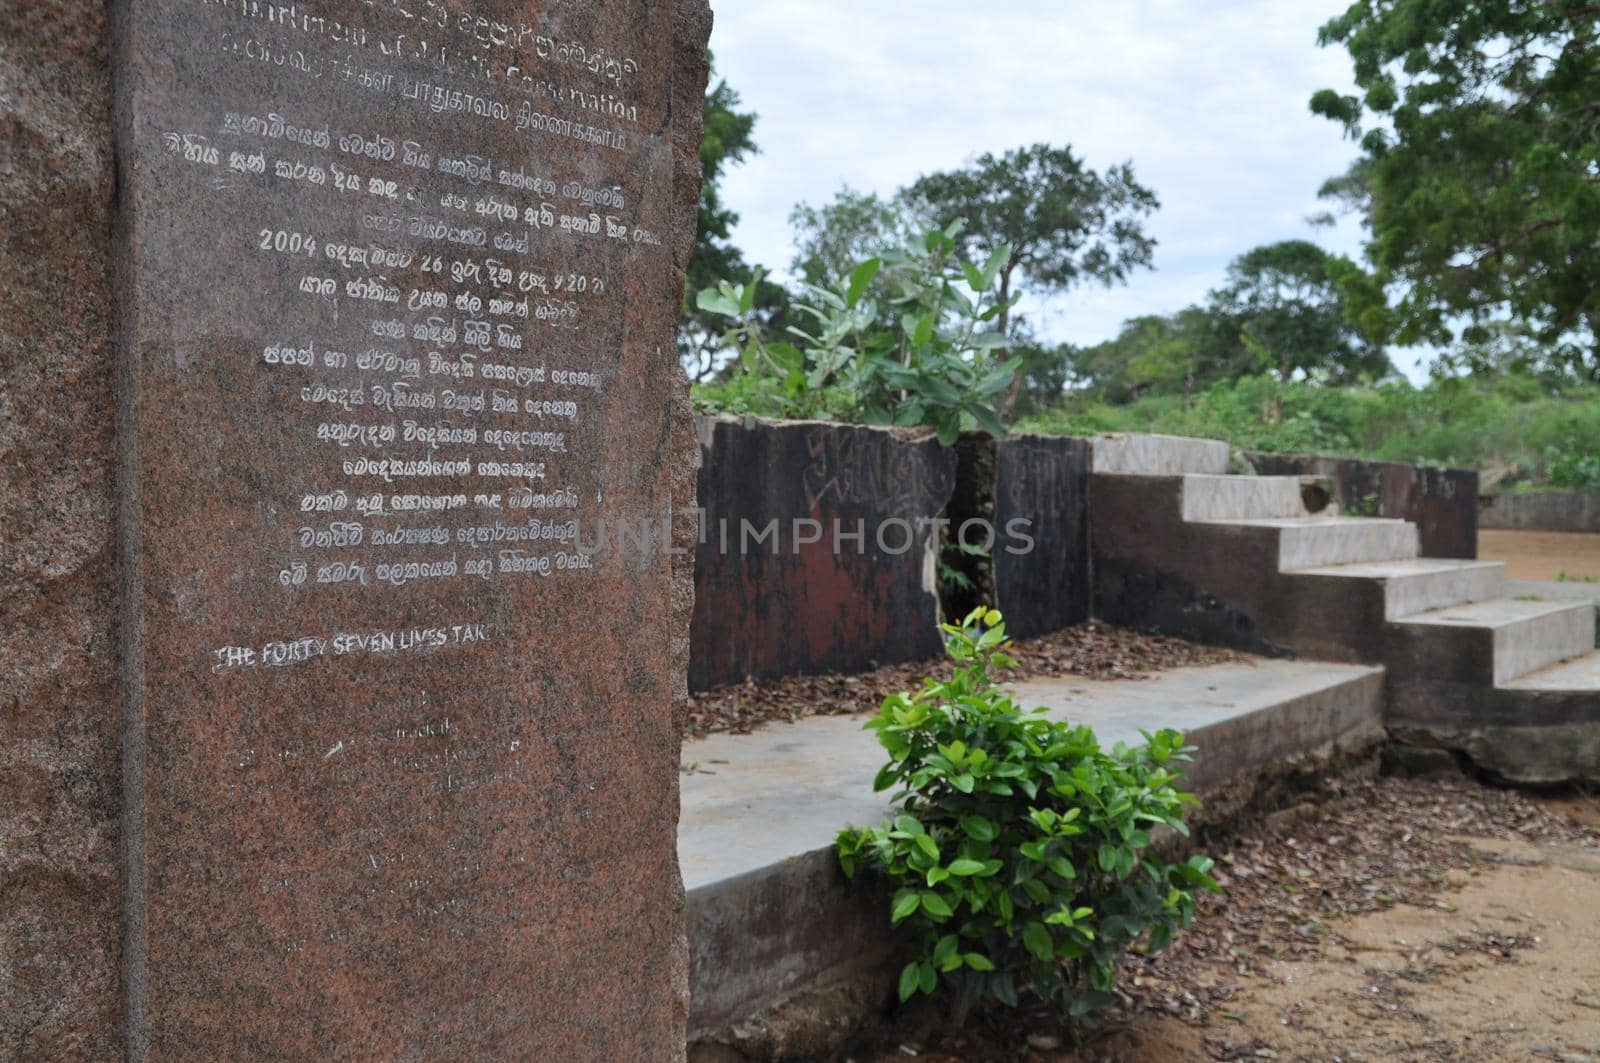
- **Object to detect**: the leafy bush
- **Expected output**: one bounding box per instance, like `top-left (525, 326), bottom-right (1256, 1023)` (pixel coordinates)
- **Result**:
top-left (1544, 445), bottom-right (1600, 491)
top-left (694, 224), bottom-right (1019, 443)
top-left (836, 609), bottom-right (1217, 1025)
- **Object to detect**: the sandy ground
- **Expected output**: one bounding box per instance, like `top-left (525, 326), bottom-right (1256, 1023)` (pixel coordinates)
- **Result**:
top-left (1480, 530), bottom-right (1600, 582)
top-left (1103, 837), bottom-right (1600, 1061)
top-left (915, 838), bottom-right (1600, 1062)
top-left (866, 782), bottom-right (1600, 1063)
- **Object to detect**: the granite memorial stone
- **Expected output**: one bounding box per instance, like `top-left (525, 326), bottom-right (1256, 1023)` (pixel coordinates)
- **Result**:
top-left (6, 0), bottom-right (708, 1056)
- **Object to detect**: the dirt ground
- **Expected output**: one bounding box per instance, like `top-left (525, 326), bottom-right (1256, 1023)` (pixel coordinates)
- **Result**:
top-left (1096, 838), bottom-right (1600, 1061)
top-left (1479, 530), bottom-right (1600, 582)
top-left (866, 776), bottom-right (1600, 1063)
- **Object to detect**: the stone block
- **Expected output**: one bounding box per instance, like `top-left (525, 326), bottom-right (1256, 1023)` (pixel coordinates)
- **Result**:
top-left (689, 417), bottom-right (956, 690)
top-left (5, 1), bottom-right (709, 1055)
top-left (952, 433), bottom-right (1090, 640)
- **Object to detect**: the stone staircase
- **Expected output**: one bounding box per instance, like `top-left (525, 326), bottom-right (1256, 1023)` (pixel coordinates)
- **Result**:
top-left (1089, 434), bottom-right (1600, 784)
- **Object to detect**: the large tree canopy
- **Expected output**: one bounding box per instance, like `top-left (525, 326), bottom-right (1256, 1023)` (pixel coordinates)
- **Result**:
top-left (1068, 242), bottom-right (1390, 401)
top-left (902, 144), bottom-right (1159, 302)
top-left (1208, 240), bottom-right (1392, 386)
top-left (780, 145), bottom-right (1158, 420)
top-left (902, 144), bottom-right (1159, 417)
top-left (789, 186), bottom-right (911, 287)
top-left (682, 60), bottom-right (780, 380)
top-left (1311, 0), bottom-right (1600, 374)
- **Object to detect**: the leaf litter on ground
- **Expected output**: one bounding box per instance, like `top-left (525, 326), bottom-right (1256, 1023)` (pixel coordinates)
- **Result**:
top-left (683, 621), bottom-right (1244, 741)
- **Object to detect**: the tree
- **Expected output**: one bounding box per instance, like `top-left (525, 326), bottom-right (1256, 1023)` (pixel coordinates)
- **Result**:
top-left (1205, 240), bottom-right (1391, 385)
top-left (681, 60), bottom-right (782, 381)
top-left (1312, 0), bottom-right (1600, 376)
top-left (1005, 325), bottom-right (1078, 418)
top-left (789, 186), bottom-right (913, 287)
top-left (1068, 308), bottom-right (1231, 403)
top-left (902, 144), bottom-right (1160, 417)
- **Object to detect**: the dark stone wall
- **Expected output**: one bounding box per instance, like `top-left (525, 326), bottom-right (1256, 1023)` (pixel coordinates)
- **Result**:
top-left (954, 434), bottom-right (1091, 640)
top-left (1480, 491), bottom-right (1600, 533)
top-left (690, 417), bottom-right (956, 691)
top-left (1089, 475), bottom-right (1303, 658)
top-left (1250, 454), bottom-right (1478, 559)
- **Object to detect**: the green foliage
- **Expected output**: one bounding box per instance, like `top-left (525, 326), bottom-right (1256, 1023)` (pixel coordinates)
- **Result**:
top-left (681, 59), bottom-right (789, 381)
top-left (1209, 240), bottom-right (1391, 385)
top-left (1005, 326), bottom-right (1079, 419)
top-left (837, 609), bottom-right (1217, 1024)
top-left (790, 186), bottom-right (915, 288)
top-left (1068, 242), bottom-right (1392, 402)
top-left (1023, 372), bottom-right (1600, 485)
top-left (773, 145), bottom-right (1159, 422)
top-left (903, 144), bottom-right (1160, 419)
top-left (1544, 444), bottom-right (1600, 491)
top-left (1312, 0), bottom-right (1600, 373)
top-left (1071, 310), bottom-right (1219, 403)
top-left (695, 225), bottom-right (1020, 443)
top-left (903, 144), bottom-right (1159, 303)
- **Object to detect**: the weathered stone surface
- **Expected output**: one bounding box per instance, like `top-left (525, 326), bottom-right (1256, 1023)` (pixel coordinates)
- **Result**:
top-left (952, 434), bottom-right (1091, 640)
top-left (103, 1), bottom-right (706, 1056)
top-left (690, 417), bottom-right (956, 691)
top-left (1387, 691), bottom-right (1600, 787)
top-left (1090, 475), bottom-right (1301, 656)
top-left (1, 3), bottom-right (124, 1057)
top-left (1480, 490), bottom-right (1600, 533)
top-left (1250, 454), bottom-right (1479, 559)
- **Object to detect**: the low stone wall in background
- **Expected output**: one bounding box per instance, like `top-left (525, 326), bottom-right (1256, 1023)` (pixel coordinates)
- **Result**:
top-left (1480, 491), bottom-right (1600, 533)
top-left (1250, 453), bottom-right (1479, 559)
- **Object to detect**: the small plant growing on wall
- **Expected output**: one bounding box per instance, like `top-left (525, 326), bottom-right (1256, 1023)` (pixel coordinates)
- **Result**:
top-left (836, 608), bottom-right (1217, 1027)
top-left (695, 224), bottom-right (1020, 443)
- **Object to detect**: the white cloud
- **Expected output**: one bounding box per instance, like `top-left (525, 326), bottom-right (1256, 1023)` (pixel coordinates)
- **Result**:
top-left (708, 1), bottom-right (1428, 380)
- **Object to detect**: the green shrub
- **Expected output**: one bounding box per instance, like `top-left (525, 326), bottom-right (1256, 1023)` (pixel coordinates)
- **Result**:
top-left (1544, 444), bottom-right (1600, 491)
top-left (836, 608), bottom-right (1217, 1025)
top-left (694, 225), bottom-right (1020, 443)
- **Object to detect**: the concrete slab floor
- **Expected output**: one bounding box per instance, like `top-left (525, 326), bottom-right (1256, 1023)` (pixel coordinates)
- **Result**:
top-left (678, 659), bottom-right (1383, 894)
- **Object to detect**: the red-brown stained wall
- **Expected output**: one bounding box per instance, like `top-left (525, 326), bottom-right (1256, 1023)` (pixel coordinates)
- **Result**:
top-left (689, 417), bottom-right (957, 691)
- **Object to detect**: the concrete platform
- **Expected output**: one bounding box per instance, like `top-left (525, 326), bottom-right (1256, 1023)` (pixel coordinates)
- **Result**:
top-left (1180, 474), bottom-right (1306, 522)
top-left (682, 658), bottom-right (1384, 1039)
top-left (1507, 579), bottom-right (1600, 607)
top-left (1506, 650), bottom-right (1600, 691)
top-left (1193, 515), bottom-right (1421, 571)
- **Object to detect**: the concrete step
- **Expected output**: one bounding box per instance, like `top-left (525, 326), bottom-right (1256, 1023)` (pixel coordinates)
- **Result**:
top-left (1295, 558), bottom-right (1507, 620)
top-left (1091, 433), bottom-right (1230, 476)
top-left (1192, 515), bottom-right (1420, 570)
top-left (1503, 650), bottom-right (1600, 690)
top-left (1394, 598), bottom-right (1596, 686)
top-left (1180, 474), bottom-right (1307, 522)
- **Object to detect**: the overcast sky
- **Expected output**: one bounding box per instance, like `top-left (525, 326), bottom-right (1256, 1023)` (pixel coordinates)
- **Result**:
top-left (707, 0), bottom-right (1427, 380)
